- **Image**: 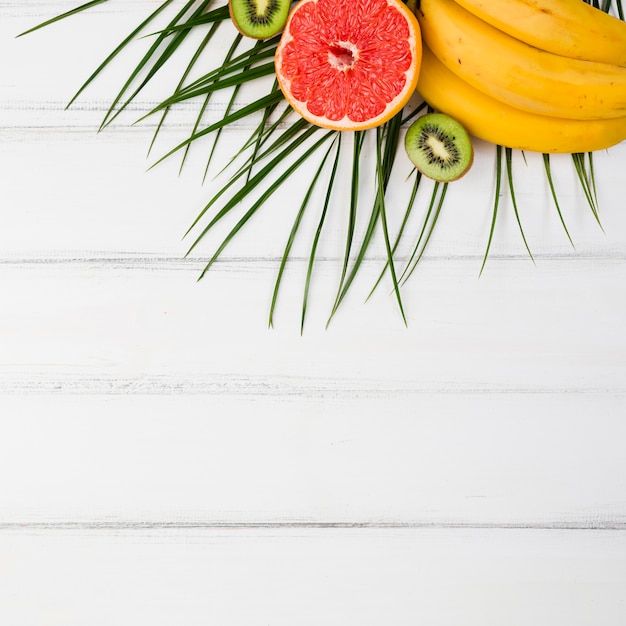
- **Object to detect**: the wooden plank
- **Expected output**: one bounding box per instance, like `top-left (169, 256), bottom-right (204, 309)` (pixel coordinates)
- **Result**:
top-left (0, 391), bottom-right (624, 526)
top-left (1, 527), bottom-right (625, 625)
top-left (2, 124), bottom-right (626, 261)
top-left (0, 256), bottom-right (624, 384)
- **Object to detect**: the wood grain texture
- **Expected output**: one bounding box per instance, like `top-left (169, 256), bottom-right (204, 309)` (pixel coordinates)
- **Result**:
top-left (1, 2), bottom-right (626, 623)
top-left (2, 528), bottom-right (626, 626)
top-left (0, 391), bottom-right (625, 528)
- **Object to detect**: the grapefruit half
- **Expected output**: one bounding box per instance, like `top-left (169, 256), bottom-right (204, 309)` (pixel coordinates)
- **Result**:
top-left (275, 0), bottom-right (422, 131)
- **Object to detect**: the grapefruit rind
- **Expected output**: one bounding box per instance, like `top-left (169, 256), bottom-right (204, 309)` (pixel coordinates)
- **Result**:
top-left (275, 0), bottom-right (422, 131)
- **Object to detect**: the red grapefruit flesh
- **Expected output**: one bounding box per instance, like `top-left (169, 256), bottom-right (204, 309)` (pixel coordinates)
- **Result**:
top-left (275, 0), bottom-right (422, 131)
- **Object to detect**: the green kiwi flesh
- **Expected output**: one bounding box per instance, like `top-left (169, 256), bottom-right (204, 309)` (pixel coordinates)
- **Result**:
top-left (405, 112), bottom-right (474, 182)
top-left (229, 0), bottom-right (291, 39)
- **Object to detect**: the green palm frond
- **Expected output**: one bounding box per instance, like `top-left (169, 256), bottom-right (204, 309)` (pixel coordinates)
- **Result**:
top-left (480, 145), bottom-right (503, 277)
top-left (572, 152), bottom-right (603, 229)
top-left (98, 0), bottom-right (212, 130)
top-left (191, 128), bottom-right (337, 281)
top-left (399, 180), bottom-right (448, 285)
top-left (327, 113), bottom-right (407, 325)
top-left (543, 154), bottom-right (575, 248)
top-left (269, 133), bottom-right (341, 329)
top-left (17, 0), bottom-right (110, 37)
top-left (76, 0), bottom-right (180, 114)
top-left (506, 148), bottom-right (534, 263)
top-left (332, 130), bottom-right (366, 314)
top-left (367, 168), bottom-right (423, 299)
top-left (376, 125), bottom-right (407, 325)
top-left (148, 15), bottom-right (224, 161)
top-left (300, 136), bottom-right (343, 333)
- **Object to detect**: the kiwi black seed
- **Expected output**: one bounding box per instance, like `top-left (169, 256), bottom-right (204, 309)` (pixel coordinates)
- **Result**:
top-left (404, 112), bottom-right (474, 182)
top-left (229, 0), bottom-right (291, 39)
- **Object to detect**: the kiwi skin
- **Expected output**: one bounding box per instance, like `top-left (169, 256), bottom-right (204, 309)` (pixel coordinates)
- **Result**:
top-left (405, 112), bottom-right (474, 182)
top-left (229, 0), bottom-right (291, 40)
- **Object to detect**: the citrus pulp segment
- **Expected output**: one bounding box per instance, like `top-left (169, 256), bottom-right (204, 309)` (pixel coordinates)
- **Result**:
top-left (274, 0), bottom-right (422, 131)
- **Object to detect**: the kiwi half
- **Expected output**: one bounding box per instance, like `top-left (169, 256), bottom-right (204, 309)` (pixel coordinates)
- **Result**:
top-left (229, 0), bottom-right (291, 39)
top-left (404, 112), bottom-right (474, 182)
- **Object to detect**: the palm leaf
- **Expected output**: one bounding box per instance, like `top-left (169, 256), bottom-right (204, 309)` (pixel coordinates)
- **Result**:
top-left (330, 130), bottom-right (365, 317)
top-left (17, 0), bottom-right (110, 37)
top-left (327, 113), bottom-right (405, 325)
top-left (572, 152), bottom-right (603, 229)
top-left (69, 0), bottom-right (178, 112)
top-left (479, 145), bottom-right (503, 276)
top-left (505, 148), bottom-right (534, 263)
top-left (301, 136), bottom-right (343, 333)
top-left (191, 130), bottom-right (337, 280)
top-left (367, 168), bottom-right (423, 299)
top-left (148, 11), bottom-right (223, 160)
top-left (399, 181), bottom-right (448, 285)
top-left (151, 38), bottom-right (279, 108)
top-left (149, 89), bottom-right (286, 174)
top-left (375, 126), bottom-right (407, 325)
top-left (269, 134), bottom-right (341, 328)
top-left (543, 154), bottom-right (575, 247)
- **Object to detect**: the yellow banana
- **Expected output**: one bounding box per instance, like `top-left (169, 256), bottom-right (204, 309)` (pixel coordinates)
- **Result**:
top-left (416, 0), bottom-right (626, 120)
top-left (416, 45), bottom-right (626, 153)
top-left (454, 0), bottom-right (626, 67)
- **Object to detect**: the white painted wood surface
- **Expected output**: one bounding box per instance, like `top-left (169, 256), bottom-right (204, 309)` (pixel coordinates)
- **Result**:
top-left (2, 2), bottom-right (626, 623)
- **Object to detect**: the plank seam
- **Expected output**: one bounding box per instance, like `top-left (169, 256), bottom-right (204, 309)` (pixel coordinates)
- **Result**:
top-left (0, 375), bottom-right (624, 396)
top-left (0, 253), bottom-right (625, 267)
top-left (1, 520), bottom-right (625, 532)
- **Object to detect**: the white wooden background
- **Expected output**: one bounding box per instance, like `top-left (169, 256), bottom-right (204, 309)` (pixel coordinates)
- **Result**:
top-left (2, 2), bottom-right (626, 624)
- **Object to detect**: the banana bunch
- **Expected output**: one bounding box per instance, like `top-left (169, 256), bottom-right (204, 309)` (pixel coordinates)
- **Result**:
top-left (414, 0), bottom-right (626, 153)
